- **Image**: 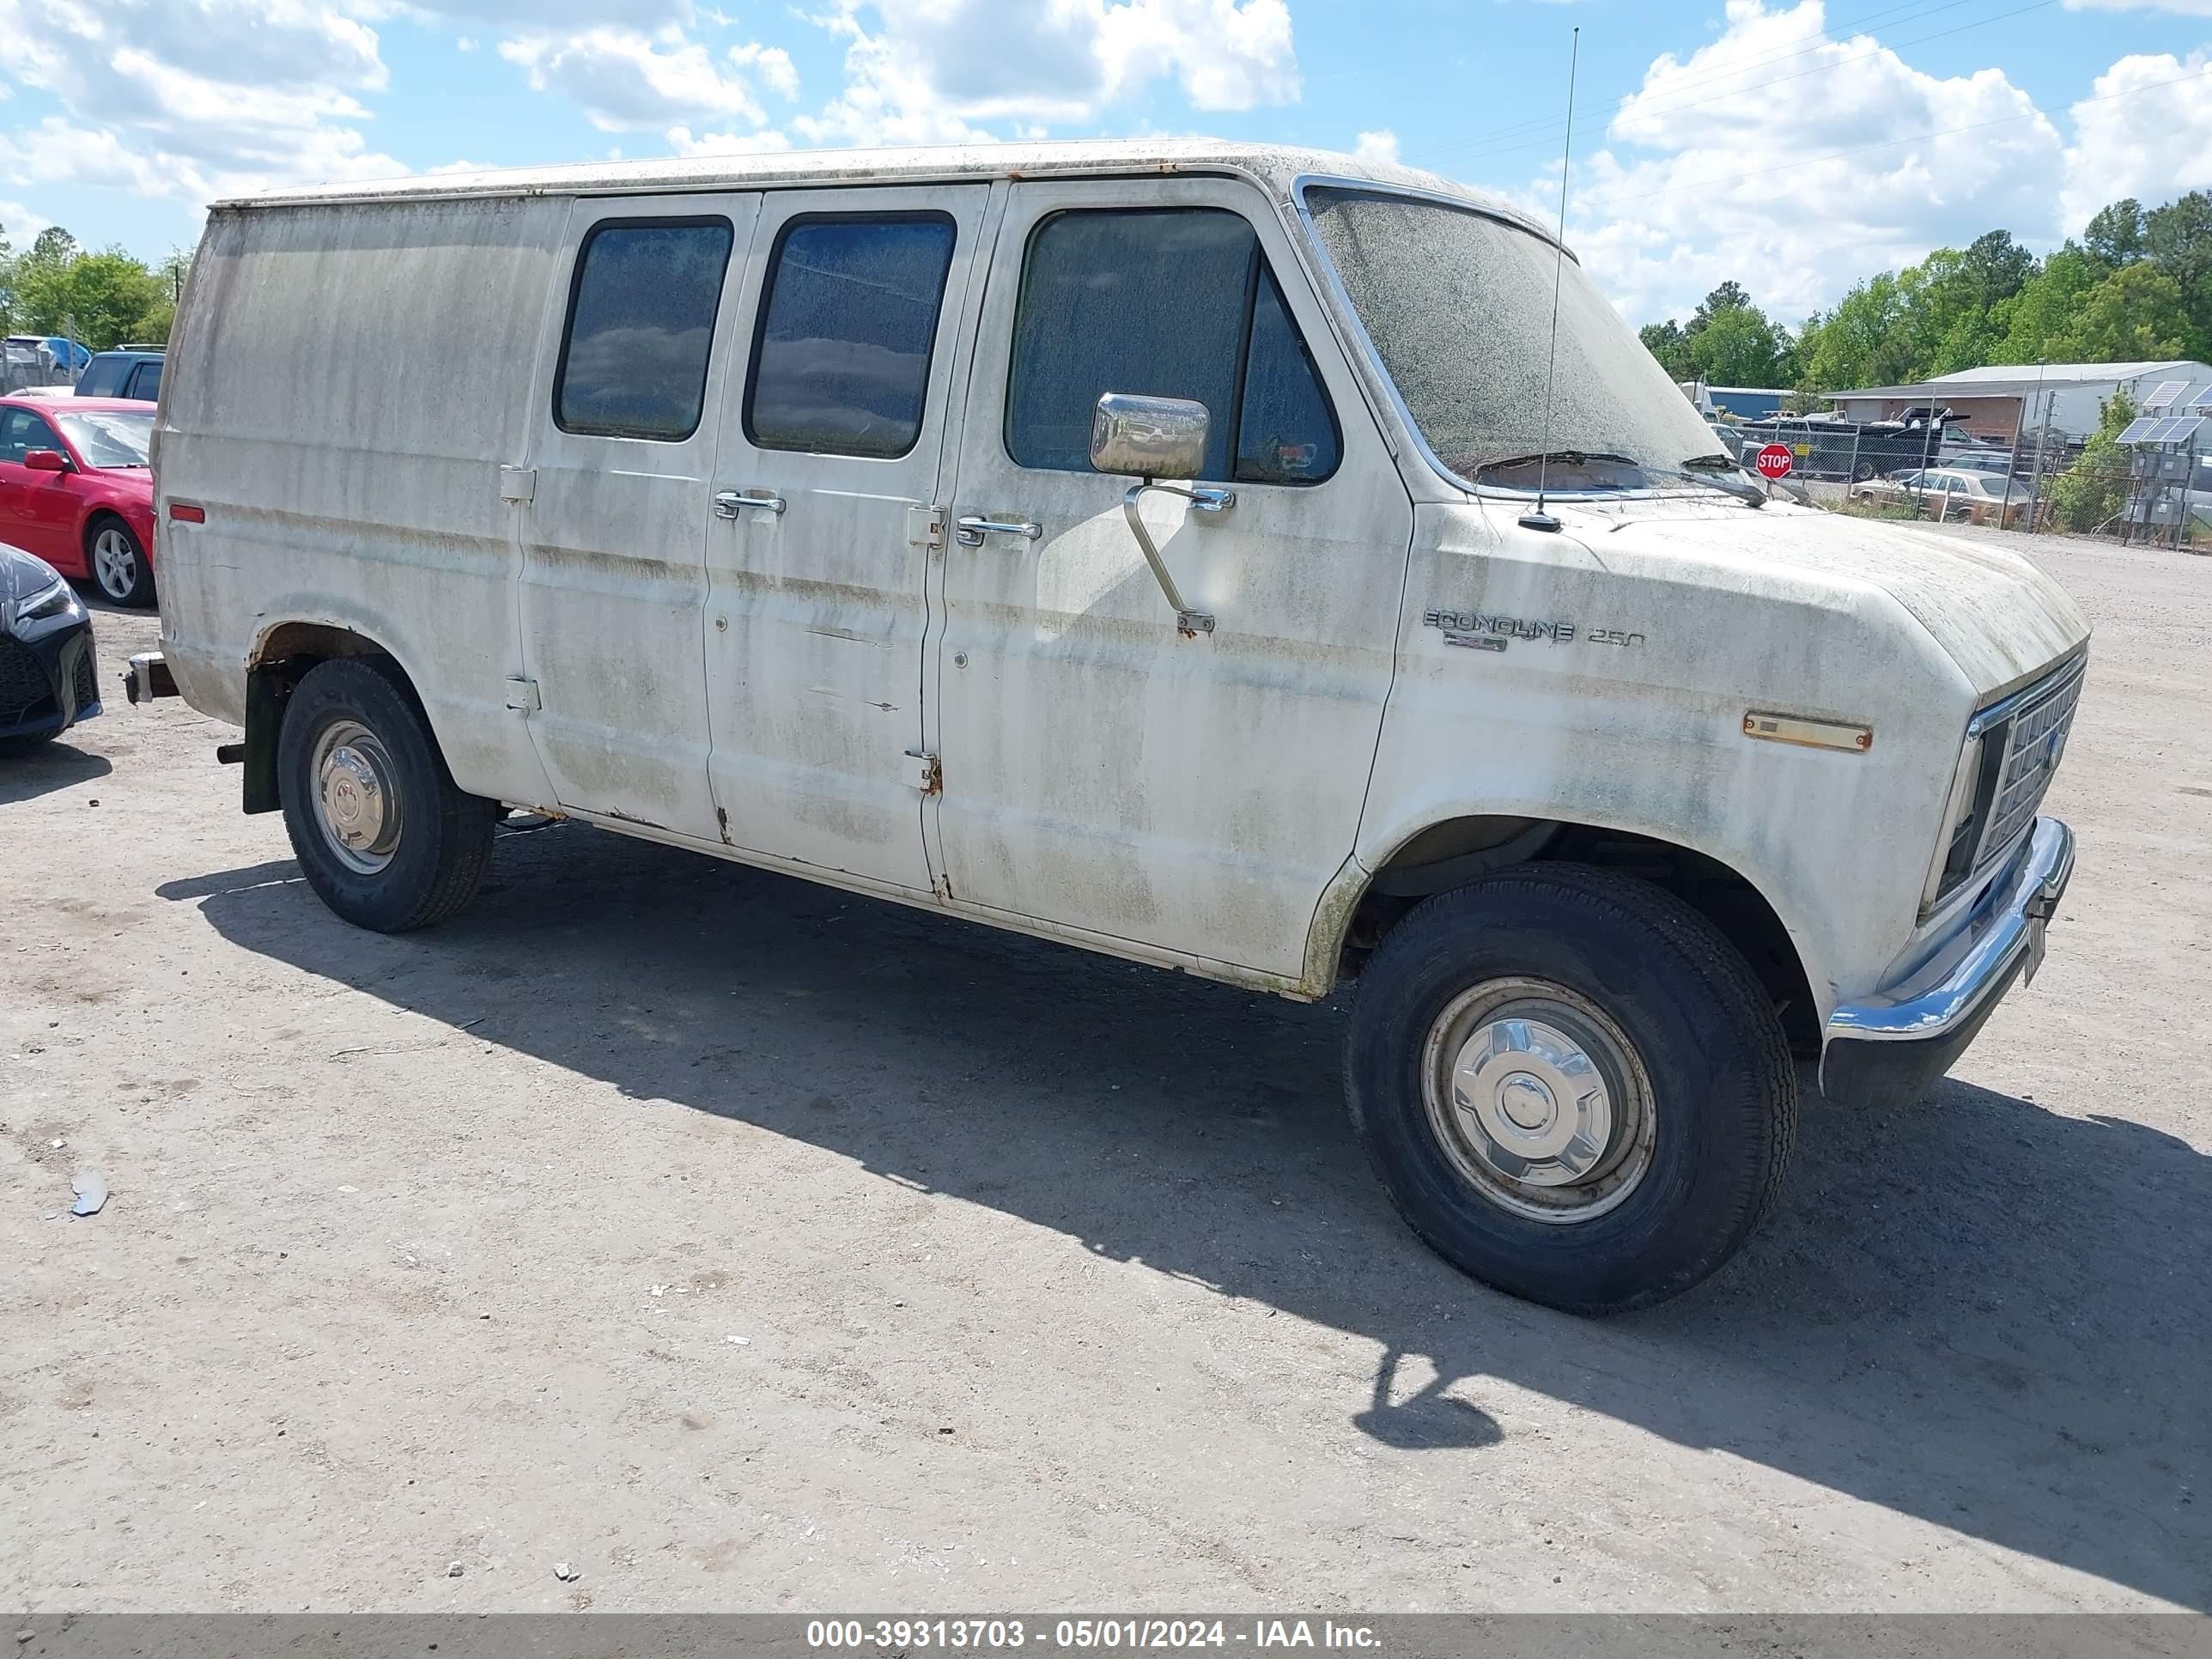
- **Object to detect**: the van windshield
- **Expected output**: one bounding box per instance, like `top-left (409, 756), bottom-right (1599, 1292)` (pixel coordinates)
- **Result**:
top-left (1303, 187), bottom-right (1722, 495)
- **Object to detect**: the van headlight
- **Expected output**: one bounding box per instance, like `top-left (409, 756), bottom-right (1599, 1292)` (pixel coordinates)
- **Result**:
top-left (15, 576), bottom-right (76, 624)
top-left (1921, 730), bottom-right (1992, 912)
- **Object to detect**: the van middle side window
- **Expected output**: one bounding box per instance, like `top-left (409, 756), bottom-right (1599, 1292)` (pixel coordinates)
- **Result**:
top-left (555, 217), bottom-right (735, 441)
top-left (744, 214), bottom-right (957, 459)
top-left (1005, 207), bottom-right (1340, 484)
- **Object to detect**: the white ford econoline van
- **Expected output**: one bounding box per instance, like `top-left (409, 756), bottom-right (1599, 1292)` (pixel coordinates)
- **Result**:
top-left (143, 141), bottom-right (2087, 1313)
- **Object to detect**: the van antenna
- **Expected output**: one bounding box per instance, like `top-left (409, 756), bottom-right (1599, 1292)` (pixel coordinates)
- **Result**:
top-left (1520, 26), bottom-right (1580, 534)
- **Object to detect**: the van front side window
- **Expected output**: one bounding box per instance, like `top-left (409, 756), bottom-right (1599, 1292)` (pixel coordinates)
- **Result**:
top-left (1006, 207), bottom-right (1339, 484)
top-left (744, 215), bottom-right (957, 459)
top-left (556, 218), bottom-right (734, 441)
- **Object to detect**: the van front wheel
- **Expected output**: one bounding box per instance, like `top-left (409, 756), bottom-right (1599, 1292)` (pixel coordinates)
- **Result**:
top-left (1346, 866), bottom-right (1796, 1315)
top-left (277, 657), bottom-right (495, 933)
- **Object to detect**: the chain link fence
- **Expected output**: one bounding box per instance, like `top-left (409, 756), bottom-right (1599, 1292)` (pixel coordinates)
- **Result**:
top-left (1714, 411), bottom-right (2205, 550)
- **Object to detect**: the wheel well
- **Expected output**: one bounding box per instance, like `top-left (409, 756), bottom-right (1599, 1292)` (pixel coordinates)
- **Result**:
top-left (82, 508), bottom-right (129, 552)
top-left (1342, 816), bottom-right (1820, 1055)
top-left (240, 623), bottom-right (408, 814)
top-left (251, 621), bottom-right (396, 684)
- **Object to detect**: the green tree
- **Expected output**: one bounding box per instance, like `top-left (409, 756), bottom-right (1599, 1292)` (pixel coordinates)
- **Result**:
top-left (1795, 270), bottom-right (1911, 392)
top-left (2046, 262), bottom-right (2190, 362)
top-left (1960, 229), bottom-right (2034, 311)
top-left (1639, 319), bottom-right (1690, 380)
top-left (1991, 245), bottom-right (2107, 363)
top-left (1688, 302), bottom-right (1796, 386)
top-left (0, 222), bottom-right (16, 334)
top-left (1638, 284), bottom-right (1795, 386)
top-left (2081, 199), bottom-right (2145, 269)
top-left (9, 228), bottom-right (172, 349)
top-left (2045, 392), bottom-right (2135, 532)
top-left (2143, 191), bottom-right (2212, 357)
top-left (1687, 281), bottom-right (1750, 331)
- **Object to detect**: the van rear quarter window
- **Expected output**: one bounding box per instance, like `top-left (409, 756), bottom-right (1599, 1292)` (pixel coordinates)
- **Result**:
top-left (555, 217), bottom-right (734, 441)
top-left (744, 215), bottom-right (957, 459)
top-left (1006, 207), bottom-right (1338, 484)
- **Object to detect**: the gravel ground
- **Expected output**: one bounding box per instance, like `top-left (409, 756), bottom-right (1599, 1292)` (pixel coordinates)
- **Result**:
top-left (2, 528), bottom-right (2206, 1614)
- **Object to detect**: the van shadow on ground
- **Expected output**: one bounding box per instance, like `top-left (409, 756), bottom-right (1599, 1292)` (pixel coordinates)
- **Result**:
top-left (161, 822), bottom-right (2210, 1609)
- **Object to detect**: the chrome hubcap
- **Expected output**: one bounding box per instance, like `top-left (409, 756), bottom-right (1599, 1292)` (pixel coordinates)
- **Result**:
top-left (93, 529), bottom-right (137, 599)
top-left (1421, 977), bottom-right (1655, 1224)
top-left (311, 719), bottom-right (402, 875)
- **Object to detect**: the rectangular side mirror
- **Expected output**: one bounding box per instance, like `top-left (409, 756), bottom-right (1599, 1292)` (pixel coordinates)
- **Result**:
top-left (1091, 392), bottom-right (1210, 481)
top-left (23, 448), bottom-right (69, 472)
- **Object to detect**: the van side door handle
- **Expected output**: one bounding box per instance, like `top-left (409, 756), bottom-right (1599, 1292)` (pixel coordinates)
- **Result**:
top-left (714, 489), bottom-right (785, 520)
top-left (954, 514), bottom-right (1042, 547)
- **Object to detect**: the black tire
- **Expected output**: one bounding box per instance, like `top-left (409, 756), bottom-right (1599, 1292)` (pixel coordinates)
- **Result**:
top-left (1850, 460), bottom-right (1875, 483)
top-left (86, 516), bottom-right (155, 607)
top-left (277, 656), bottom-right (495, 933)
top-left (1345, 865), bottom-right (1796, 1316)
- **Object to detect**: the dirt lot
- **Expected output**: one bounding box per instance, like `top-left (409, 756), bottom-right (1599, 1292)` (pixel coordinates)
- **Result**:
top-left (2, 528), bottom-right (2206, 1614)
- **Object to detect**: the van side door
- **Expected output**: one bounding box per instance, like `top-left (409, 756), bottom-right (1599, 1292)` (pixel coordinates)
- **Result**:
top-left (516, 193), bottom-right (759, 840)
top-left (930, 177), bottom-right (1414, 981)
top-left (699, 185), bottom-right (991, 893)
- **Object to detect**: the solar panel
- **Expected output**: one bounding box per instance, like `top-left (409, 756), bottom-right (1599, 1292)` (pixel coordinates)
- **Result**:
top-left (2142, 380), bottom-right (2187, 413)
top-left (2190, 386), bottom-right (2212, 412)
top-left (2118, 416), bottom-right (2160, 443)
top-left (2162, 415), bottom-right (2205, 444)
top-left (2147, 417), bottom-right (2185, 443)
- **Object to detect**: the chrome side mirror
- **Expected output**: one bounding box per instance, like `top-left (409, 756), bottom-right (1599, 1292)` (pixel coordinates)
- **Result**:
top-left (1090, 392), bottom-right (1210, 480)
top-left (1089, 392), bottom-right (1233, 638)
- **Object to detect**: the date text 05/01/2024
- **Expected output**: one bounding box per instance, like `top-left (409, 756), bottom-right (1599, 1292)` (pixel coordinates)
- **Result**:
top-left (805, 1618), bottom-right (1382, 1650)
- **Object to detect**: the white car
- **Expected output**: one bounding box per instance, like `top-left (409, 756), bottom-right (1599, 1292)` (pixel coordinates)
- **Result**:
top-left (138, 140), bottom-right (2087, 1314)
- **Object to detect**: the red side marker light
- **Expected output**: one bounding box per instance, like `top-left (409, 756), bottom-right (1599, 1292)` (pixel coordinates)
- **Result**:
top-left (168, 501), bottom-right (206, 524)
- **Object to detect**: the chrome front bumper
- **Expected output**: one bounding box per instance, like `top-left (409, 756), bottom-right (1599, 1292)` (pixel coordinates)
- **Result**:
top-left (1820, 817), bottom-right (2074, 1108)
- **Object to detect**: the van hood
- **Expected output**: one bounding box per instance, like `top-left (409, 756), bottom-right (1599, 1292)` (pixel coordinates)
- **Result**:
top-left (1556, 496), bottom-right (2089, 696)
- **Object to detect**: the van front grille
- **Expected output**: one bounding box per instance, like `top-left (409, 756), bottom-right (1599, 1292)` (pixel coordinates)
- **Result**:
top-left (1978, 665), bottom-right (2081, 868)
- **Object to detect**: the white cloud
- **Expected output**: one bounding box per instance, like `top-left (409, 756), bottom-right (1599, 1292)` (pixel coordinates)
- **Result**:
top-left (666, 124), bottom-right (796, 156)
top-left (790, 0), bottom-right (1297, 147)
top-left (1355, 128), bottom-right (1400, 163)
top-left (497, 27), bottom-right (793, 132)
top-left (1494, 0), bottom-right (2065, 325)
top-left (729, 42), bottom-right (800, 101)
top-left (2062, 0), bottom-right (2212, 12)
top-left (0, 198), bottom-right (52, 248)
top-left (2061, 50), bottom-right (2212, 230)
top-left (0, 0), bottom-right (402, 203)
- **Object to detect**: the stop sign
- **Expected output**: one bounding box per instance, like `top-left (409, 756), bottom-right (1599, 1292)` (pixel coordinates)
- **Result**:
top-left (1754, 442), bottom-right (1795, 480)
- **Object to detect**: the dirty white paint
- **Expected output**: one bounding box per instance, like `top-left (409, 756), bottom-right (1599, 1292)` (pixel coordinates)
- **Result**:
top-left (155, 139), bottom-right (2089, 1025)
top-left (927, 173), bottom-right (1415, 980)
top-left (1368, 495), bottom-right (2087, 1016)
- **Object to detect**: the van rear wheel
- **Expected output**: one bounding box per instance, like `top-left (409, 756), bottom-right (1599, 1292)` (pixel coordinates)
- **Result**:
top-left (277, 657), bottom-right (495, 933)
top-left (1345, 866), bottom-right (1796, 1315)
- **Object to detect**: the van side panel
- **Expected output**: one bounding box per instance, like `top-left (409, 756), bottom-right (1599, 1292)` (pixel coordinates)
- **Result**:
top-left (157, 197), bottom-right (568, 809)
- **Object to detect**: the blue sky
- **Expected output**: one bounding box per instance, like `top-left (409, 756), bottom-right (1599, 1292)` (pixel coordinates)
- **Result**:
top-left (0, 0), bottom-right (2204, 327)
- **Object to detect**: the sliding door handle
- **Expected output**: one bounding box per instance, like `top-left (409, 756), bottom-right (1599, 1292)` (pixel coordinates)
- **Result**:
top-left (714, 489), bottom-right (786, 520)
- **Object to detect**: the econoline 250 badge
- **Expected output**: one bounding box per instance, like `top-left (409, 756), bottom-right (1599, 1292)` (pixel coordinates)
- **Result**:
top-left (1423, 608), bottom-right (1646, 653)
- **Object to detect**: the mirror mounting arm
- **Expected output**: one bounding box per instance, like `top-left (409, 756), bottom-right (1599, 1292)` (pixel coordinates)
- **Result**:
top-left (1122, 478), bottom-right (1232, 636)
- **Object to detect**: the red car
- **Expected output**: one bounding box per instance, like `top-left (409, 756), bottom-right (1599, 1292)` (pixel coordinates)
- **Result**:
top-left (0, 394), bottom-right (157, 606)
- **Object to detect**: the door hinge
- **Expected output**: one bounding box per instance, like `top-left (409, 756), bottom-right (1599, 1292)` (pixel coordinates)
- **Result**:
top-left (902, 750), bottom-right (941, 794)
top-left (907, 503), bottom-right (947, 550)
top-left (498, 465), bottom-right (537, 504)
top-left (504, 676), bottom-right (540, 712)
